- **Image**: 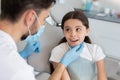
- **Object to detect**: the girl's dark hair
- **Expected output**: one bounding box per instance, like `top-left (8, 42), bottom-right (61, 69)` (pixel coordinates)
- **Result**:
top-left (0, 0), bottom-right (56, 22)
top-left (59, 11), bottom-right (91, 44)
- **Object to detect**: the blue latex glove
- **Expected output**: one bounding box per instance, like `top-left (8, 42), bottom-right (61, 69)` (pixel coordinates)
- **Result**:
top-left (19, 41), bottom-right (40, 59)
top-left (60, 42), bottom-right (84, 67)
top-left (20, 26), bottom-right (45, 59)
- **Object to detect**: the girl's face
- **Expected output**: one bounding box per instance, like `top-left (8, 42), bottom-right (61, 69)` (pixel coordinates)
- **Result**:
top-left (63, 19), bottom-right (90, 46)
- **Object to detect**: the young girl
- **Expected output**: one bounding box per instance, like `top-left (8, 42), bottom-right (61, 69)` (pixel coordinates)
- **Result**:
top-left (49, 11), bottom-right (107, 80)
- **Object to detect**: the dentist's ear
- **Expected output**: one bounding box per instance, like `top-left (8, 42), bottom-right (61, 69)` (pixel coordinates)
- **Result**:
top-left (24, 9), bottom-right (36, 27)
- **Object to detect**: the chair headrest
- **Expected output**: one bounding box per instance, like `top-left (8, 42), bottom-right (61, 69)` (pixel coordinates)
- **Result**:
top-left (50, 4), bottom-right (74, 25)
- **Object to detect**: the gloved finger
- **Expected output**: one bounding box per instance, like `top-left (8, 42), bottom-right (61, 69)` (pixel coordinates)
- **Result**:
top-left (34, 42), bottom-right (40, 52)
top-left (34, 42), bottom-right (40, 47)
top-left (76, 42), bottom-right (84, 54)
top-left (27, 41), bottom-right (36, 47)
top-left (32, 35), bottom-right (39, 41)
top-left (76, 42), bottom-right (84, 51)
top-left (34, 47), bottom-right (40, 53)
top-left (33, 41), bottom-right (38, 46)
top-left (71, 44), bottom-right (81, 52)
top-left (33, 42), bottom-right (40, 53)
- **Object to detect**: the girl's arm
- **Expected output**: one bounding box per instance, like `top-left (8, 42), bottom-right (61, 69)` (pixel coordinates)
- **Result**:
top-left (49, 63), bottom-right (65, 80)
top-left (61, 69), bottom-right (70, 80)
top-left (51, 61), bottom-right (70, 80)
top-left (96, 59), bottom-right (107, 80)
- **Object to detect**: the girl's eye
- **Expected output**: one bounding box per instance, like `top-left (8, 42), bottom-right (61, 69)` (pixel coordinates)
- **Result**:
top-left (76, 28), bottom-right (81, 32)
top-left (65, 28), bottom-right (70, 32)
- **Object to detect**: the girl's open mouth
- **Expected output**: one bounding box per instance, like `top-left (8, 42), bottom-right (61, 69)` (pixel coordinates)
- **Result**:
top-left (70, 39), bottom-right (79, 43)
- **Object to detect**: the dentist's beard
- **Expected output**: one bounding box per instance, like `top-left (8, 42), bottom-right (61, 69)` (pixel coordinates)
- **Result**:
top-left (21, 32), bottom-right (29, 41)
top-left (20, 29), bottom-right (37, 41)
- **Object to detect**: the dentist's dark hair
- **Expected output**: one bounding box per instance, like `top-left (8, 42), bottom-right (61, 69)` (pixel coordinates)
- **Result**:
top-left (0, 0), bottom-right (56, 22)
top-left (59, 11), bottom-right (91, 44)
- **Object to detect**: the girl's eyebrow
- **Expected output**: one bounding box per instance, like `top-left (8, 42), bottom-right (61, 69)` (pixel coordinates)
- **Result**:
top-left (64, 26), bottom-right (70, 28)
top-left (64, 25), bottom-right (83, 29)
top-left (75, 25), bottom-right (82, 28)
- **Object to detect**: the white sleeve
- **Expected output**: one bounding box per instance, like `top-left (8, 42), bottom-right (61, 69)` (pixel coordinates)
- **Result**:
top-left (94, 45), bottom-right (106, 62)
top-left (11, 69), bottom-right (36, 80)
top-left (49, 47), bottom-right (63, 63)
top-left (49, 43), bottom-right (68, 63)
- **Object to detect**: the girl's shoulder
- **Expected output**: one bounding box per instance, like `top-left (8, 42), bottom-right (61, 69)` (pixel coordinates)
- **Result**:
top-left (53, 42), bottom-right (67, 49)
top-left (82, 42), bottom-right (105, 62)
top-left (85, 43), bottom-right (102, 52)
top-left (51, 42), bottom-right (69, 53)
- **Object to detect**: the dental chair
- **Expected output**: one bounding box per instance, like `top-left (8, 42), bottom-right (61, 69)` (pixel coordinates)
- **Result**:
top-left (17, 3), bottom-right (74, 80)
top-left (28, 23), bottom-right (63, 80)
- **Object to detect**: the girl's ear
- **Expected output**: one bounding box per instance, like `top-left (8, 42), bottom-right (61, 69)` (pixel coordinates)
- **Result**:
top-left (24, 10), bottom-right (36, 27)
top-left (85, 28), bottom-right (90, 36)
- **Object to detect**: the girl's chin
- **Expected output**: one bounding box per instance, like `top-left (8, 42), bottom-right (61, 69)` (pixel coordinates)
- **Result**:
top-left (68, 40), bottom-right (81, 46)
top-left (69, 43), bottom-right (79, 47)
top-left (69, 41), bottom-right (82, 47)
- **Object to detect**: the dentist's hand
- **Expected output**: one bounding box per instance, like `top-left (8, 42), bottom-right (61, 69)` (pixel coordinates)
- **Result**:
top-left (60, 42), bottom-right (84, 67)
top-left (19, 41), bottom-right (40, 59)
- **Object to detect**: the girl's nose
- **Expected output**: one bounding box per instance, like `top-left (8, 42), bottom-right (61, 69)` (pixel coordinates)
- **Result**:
top-left (70, 30), bottom-right (76, 37)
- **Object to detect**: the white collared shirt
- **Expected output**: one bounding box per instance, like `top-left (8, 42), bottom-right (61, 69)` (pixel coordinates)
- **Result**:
top-left (49, 42), bottom-right (105, 63)
top-left (0, 30), bottom-right (36, 80)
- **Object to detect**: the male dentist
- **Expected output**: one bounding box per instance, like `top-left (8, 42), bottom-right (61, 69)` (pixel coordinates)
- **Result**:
top-left (0, 0), bottom-right (83, 80)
